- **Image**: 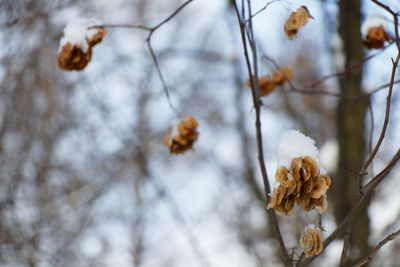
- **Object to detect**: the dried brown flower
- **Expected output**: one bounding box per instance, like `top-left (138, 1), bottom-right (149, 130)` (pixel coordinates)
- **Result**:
top-left (267, 185), bottom-right (287, 209)
top-left (58, 27), bottom-right (107, 71)
top-left (284, 6), bottom-right (313, 40)
top-left (311, 174), bottom-right (330, 199)
top-left (363, 25), bottom-right (391, 49)
top-left (315, 195), bottom-right (328, 214)
top-left (272, 66), bottom-right (294, 85)
top-left (268, 155), bottom-right (331, 215)
top-left (87, 27), bottom-right (107, 47)
top-left (246, 75), bottom-right (276, 96)
top-left (164, 115), bottom-right (199, 154)
top-left (275, 166), bottom-right (295, 188)
top-left (300, 227), bottom-right (323, 257)
top-left (275, 195), bottom-right (296, 216)
top-left (58, 43), bottom-right (92, 71)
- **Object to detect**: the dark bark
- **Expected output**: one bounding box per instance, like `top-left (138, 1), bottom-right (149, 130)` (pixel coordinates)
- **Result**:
top-left (333, 0), bottom-right (370, 264)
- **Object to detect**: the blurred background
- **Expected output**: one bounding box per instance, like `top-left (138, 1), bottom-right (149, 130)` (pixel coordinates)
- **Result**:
top-left (0, 0), bottom-right (399, 266)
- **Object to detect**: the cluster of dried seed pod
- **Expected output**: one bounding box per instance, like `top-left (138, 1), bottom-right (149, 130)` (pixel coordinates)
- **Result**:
top-left (164, 115), bottom-right (199, 154)
top-left (245, 66), bottom-right (293, 97)
top-left (284, 6), bottom-right (313, 40)
top-left (300, 226), bottom-right (323, 258)
top-left (267, 156), bottom-right (330, 215)
top-left (58, 26), bottom-right (107, 71)
top-left (362, 25), bottom-right (391, 49)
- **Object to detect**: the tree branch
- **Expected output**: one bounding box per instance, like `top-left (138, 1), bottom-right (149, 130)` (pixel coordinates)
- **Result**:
top-left (91, 0), bottom-right (195, 116)
top-left (232, 1), bottom-right (291, 265)
top-left (353, 228), bottom-right (400, 267)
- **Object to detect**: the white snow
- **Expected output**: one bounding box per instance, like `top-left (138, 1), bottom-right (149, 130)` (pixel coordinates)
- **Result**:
top-left (306, 224), bottom-right (316, 230)
top-left (361, 15), bottom-right (388, 38)
top-left (319, 139), bottom-right (338, 174)
top-left (59, 18), bottom-right (103, 52)
top-left (167, 119), bottom-right (180, 145)
top-left (277, 130), bottom-right (319, 169)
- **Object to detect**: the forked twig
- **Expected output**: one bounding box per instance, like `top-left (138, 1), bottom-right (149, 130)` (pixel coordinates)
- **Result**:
top-left (90, 0), bottom-right (194, 116)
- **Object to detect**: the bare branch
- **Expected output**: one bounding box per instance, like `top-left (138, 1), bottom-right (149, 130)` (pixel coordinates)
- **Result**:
top-left (89, 24), bottom-right (152, 31)
top-left (360, 0), bottom-right (400, 175)
top-left (90, 0), bottom-right (195, 116)
top-left (232, 1), bottom-right (291, 265)
top-left (297, 148), bottom-right (400, 266)
top-left (146, 40), bottom-right (181, 116)
top-left (353, 229), bottom-right (400, 267)
top-left (370, 0), bottom-right (400, 50)
top-left (245, 0), bottom-right (280, 22)
top-left (149, 0), bottom-right (194, 37)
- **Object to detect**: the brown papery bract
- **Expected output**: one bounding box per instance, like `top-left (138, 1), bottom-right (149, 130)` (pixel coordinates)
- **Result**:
top-left (267, 156), bottom-right (331, 215)
top-left (362, 25), bottom-right (391, 49)
top-left (272, 66), bottom-right (294, 85)
top-left (58, 27), bottom-right (107, 71)
top-left (246, 75), bottom-right (276, 97)
top-left (164, 115), bottom-right (199, 154)
top-left (284, 6), bottom-right (313, 40)
top-left (300, 227), bottom-right (323, 257)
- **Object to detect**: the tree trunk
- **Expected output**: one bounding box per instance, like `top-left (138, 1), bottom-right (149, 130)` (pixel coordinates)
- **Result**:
top-left (333, 0), bottom-right (370, 264)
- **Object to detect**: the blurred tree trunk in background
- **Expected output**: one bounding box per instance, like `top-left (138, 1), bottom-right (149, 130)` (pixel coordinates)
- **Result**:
top-left (334, 0), bottom-right (370, 264)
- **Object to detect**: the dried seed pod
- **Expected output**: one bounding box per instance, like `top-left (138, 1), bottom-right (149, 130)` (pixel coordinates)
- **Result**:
top-left (246, 75), bottom-right (276, 96)
top-left (315, 195), bottom-right (328, 214)
top-left (296, 194), bottom-right (312, 211)
top-left (303, 156), bottom-right (320, 179)
top-left (87, 27), bottom-right (107, 46)
top-left (291, 157), bottom-right (303, 181)
top-left (164, 115), bottom-right (199, 154)
top-left (272, 66), bottom-right (294, 85)
top-left (311, 175), bottom-right (331, 199)
top-left (259, 75), bottom-right (276, 96)
top-left (275, 196), bottom-right (295, 216)
top-left (300, 227), bottom-right (323, 257)
top-left (285, 183), bottom-right (297, 198)
top-left (271, 155), bottom-right (331, 215)
top-left (363, 25), bottom-right (391, 49)
top-left (58, 23), bottom-right (107, 71)
top-left (284, 6), bottom-right (314, 40)
top-left (276, 166), bottom-right (295, 187)
top-left (303, 178), bottom-right (314, 195)
top-left (267, 185), bottom-right (287, 209)
top-left (58, 43), bottom-right (92, 71)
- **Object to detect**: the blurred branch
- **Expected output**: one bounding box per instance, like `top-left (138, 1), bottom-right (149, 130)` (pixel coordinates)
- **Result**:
top-left (297, 148), bottom-right (400, 266)
top-left (91, 0), bottom-right (195, 116)
top-left (352, 228), bottom-right (400, 267)
top-left (338, 1), bottom-right (399, 264)
top-left (245, 0), bottom-right (280, 22)
top-left (359, 0), bottom-right (400, 176)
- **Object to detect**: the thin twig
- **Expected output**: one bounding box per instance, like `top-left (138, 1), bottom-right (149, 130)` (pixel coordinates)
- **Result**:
top-left (245, 0), bottom-right (280, 22)
top-left (232, 1), bottom-right (291, 265)
top-left (370, 0), bottom-right (400, 50)
top-left (338, 2), bottom-right (400, 264)
top-left (136, 147), bottom-right (214, 267)
top-left (367, 79), bottom-right (400, 96)
top-left (307, 50), bottom-right (386, 89)
top-left (89, 24), bottom-right (152, 31)
top-left (91, 0), bottom-right (194, 116)
top-left (367, 96), bottom-right (374, 156)
top-left (353, 229), bottom-right (400, 267)
top-left (359, 0), bottom-right (400, 176)
top-left (146, 41), bottom-right (181, 116)
top-left (362, 148), bottom-right (400, 193)
top-left (297, 148), bottom-right (400, 266)
top-left (148, 0), bottom-right (194, 38)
